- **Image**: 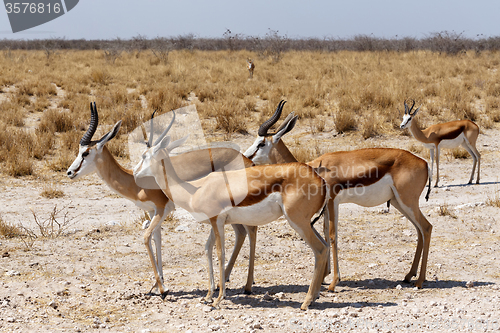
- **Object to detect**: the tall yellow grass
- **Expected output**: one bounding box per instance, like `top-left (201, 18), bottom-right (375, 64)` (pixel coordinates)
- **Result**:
top-left (0, 49), bottom-right (499, 177)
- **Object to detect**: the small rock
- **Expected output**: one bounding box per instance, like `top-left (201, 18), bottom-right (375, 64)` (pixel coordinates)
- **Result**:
top-left (262, 292), bottom-right (274, 301)
top-left (250, 322), bottom-right (262, 329)
top-left (48, 301), bottom-right (58, 309)
top-left (209, 324), bottom-right (220, 331)
top-left (5, 270), bottom-right (20, 277)
top-left (466, 281), bottom-right (474, 288)
top-left (429, 301), bottom-right (438, 306)
top-left (275, 292), bottom-right (285, 299)
top-left (395, 284), bottom-right (403, 290)
top-left (106, 220), bottom-right (119, 226)
top-left (202, 305), bottom-right (213, 312)
top-left (368, 263), bottom-right (377, 268)
top-left (6, 317), bottom-right (15, 323)
top-left (2, 252), bottom-right (9, 258)
top-left (175, 224), bottom-right (190, 232)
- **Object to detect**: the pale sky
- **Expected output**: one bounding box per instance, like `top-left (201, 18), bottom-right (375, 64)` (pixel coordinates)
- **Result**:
top-left (1, 0), bottom-right (499, 40)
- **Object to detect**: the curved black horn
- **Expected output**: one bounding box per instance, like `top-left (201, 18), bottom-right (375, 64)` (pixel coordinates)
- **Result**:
top-left (258, 100), bottom-right (286, 137)
top-left (408, 99), bottom-right (416, 115)
top-left (147, 110), bottom-right (157, 148)
top-left (80, 102), bottom-right (99, 146)
top-left (153, 110), bottom-right (176, 146)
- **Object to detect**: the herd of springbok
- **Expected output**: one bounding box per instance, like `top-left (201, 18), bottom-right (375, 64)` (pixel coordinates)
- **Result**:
top-left (67, 97), bottom-right (480, 310)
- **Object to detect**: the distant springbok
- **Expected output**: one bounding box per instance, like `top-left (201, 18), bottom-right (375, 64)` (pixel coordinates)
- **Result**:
top-left (247, 59), bottom-right (255, 79)
top-left (400, 99), bottom-right (480, 187)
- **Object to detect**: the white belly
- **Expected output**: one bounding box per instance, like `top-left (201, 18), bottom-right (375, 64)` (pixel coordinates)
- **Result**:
top-left (336, 174), bottom-right (394, 207)
top-left (438, 132), bottom-right (465, 149)
top-left (224, 192), bottom-right (284, 226)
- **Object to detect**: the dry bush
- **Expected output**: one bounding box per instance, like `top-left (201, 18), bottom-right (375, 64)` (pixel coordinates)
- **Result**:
top-left (450, 148), bottom-right (470, 159)
top-left (38, 109), bottom-right (74, 133)
top-left (4, 147), bottom-right (34, 177)
top-left (147, 88), bottom-right (183, 112)
top-left (41, 185), bottom-right (65, 199)
top-left (91, 68), bottom-right (111, 85)
top-left (60, 131), bottom-right (81, 154)
top-left (0, 216), bottom-right (23, 238)
top-left (0, 100), bottom-right (24, 126)
top-left (107, 137), bottom-right (129, 159)
top-left (17, 81), bottom-right (36, 96)
top-left (361, 112), bottom-right (384, 139)
top-left (333, 109), bottom-right (358, 134)
top-left (209, 98), bottom-right (247, 139)
top-left (0, 127), bottom-right (37, 176)
top-left (48, 151), bottom-right (74, 172)
top-left (438, 203), bottom-right (457, 219)
top-left (291, 146), bottom-right (317, 163)
top-left (486, 190), bottom-right (500, 208)
top-left (31, 96), bottom-right (51, 112)
top-left (11, 92), bottom-right (31, 107)
top-left (32, 129), bottom-right (55, 159)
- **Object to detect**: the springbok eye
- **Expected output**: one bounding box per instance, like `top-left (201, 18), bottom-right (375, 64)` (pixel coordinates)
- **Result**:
top-left (82, 151), bottom-right (89, 158)
top-left (257, 142), bottom-right (266, 148)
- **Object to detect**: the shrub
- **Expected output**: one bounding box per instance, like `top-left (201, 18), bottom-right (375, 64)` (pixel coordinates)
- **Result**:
top-left (333, 109), bottom-right (357, 134)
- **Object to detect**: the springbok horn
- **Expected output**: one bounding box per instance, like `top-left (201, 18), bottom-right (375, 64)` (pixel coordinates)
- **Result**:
top-left (147, 110), bottom-right (157, 148)
top-left (409, 99), bottom-right (416, 115)
top-left (275, 111), bottom-right (295, 133)
top-left (258, 100), bottom-right (286, 137)
top-left (80, 102), bottom-right (99, 146)
top-left (153, 110), bottom-right (176, 146)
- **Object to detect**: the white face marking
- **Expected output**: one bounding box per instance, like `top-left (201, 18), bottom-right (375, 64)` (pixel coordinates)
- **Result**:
top-left (244, 137), bottom-right (273, 165)
top-left (400, 114), bottom-right (412, 129)
top-left (66, 145), bottom-right (97, 180)
top-left (133, 148), bottom-right (163, 190)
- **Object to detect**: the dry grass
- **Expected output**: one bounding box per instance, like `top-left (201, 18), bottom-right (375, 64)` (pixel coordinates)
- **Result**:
top-left (438, 203), bottom-right (458, 219)
top-left (450, 147), bottom-right (470, 159)
top-left (486, 190), bottom-right (500, 208)
top-left (0, 215), bottom-right (23, 238)
top-left (40, 185), bottom-right (65, 199)
top-left (0, 49), bottom-right (499, 178)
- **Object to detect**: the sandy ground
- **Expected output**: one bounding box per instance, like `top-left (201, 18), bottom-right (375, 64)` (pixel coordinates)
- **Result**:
top-left (1, 121), bottom-right (500, 333)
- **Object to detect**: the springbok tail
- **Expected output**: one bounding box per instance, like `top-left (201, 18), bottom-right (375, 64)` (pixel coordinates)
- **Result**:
top-left (425, 165), bottom-right (432, 201)
top-left (311, 181), bottom-right (330, 226)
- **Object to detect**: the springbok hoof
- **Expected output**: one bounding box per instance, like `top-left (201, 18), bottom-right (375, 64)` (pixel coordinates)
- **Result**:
top-left (160, 291), bottom-right (168, 300)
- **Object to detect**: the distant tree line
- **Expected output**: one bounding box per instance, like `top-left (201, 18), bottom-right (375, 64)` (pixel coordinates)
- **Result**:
top-left (1, 30), bottom-right (500, 55)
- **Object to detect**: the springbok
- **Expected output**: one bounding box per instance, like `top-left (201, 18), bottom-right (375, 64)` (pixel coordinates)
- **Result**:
top-left (247, 59), bottom-right (255, 79)
top-left (400, 99), bottom-right (481, 187)
top-left (133, 111), bottom-right (330, 310)
top-left (244, 100), bottom-right (434, 291)
top-left (66, 103), bottom-right (256, 297)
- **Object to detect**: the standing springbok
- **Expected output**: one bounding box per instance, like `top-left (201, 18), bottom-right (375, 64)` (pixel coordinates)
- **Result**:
top-left (247, 59), bottom-right (255, 79)
top-left (244, 100), bottom-right (433, 291)
top-left (400, 99), bottom-right (480, 187)
top-left (66, 103), bottom-right (256, 297)
top-left (133, 111), bottom-right (330, 310)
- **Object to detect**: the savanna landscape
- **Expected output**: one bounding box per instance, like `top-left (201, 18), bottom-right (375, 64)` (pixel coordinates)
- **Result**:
top-left (1, 35), bottom-right (500, 332)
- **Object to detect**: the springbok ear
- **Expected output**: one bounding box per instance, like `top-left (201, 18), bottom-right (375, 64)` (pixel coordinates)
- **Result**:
top-left (153, 135), bottom-right (171, 155)
top-left (167, 135), bottom-right (189, 152)
top-left (412, 106), bottom-right (421, 116)
top-left (96, 120), bottom-right (122, 151)
top-left (272, 115), bottom-right (298, 143)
